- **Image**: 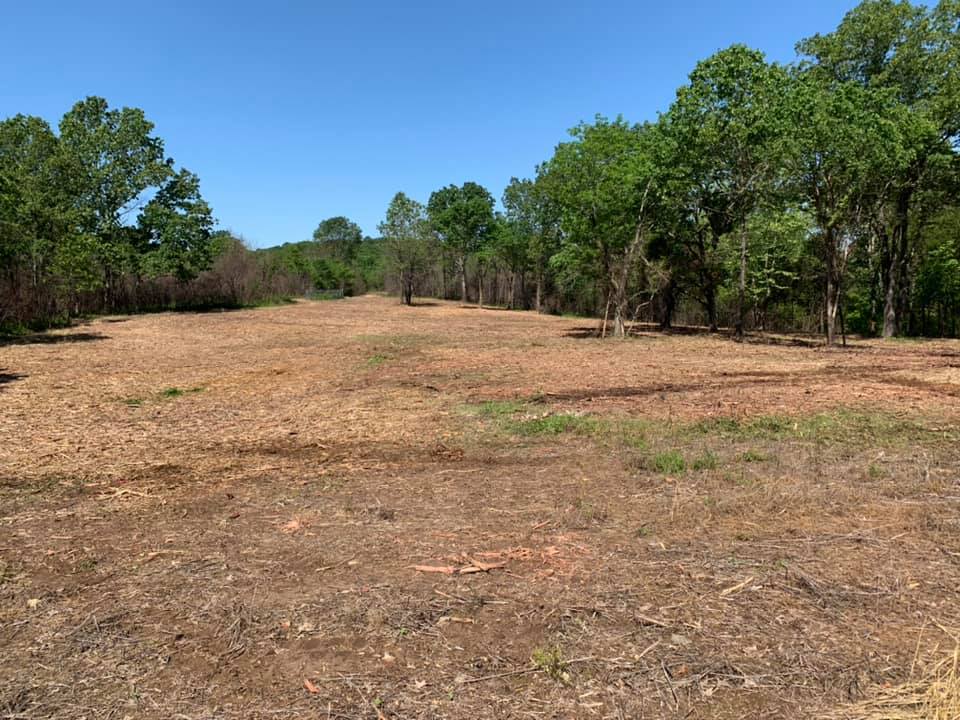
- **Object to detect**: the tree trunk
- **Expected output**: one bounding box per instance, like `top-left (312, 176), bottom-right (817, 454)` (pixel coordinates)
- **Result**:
top-left (705, 284), bottom-right (718, 333)
top-left (882, 188), bottom-right (912, 338)
top-left (535, 270), bottom-right (542, 313)
top-left (824, 244), bottom-right (841, 346)
top-left (612, 289), bottom-right (627, 338)
top-left (660, 278), bottom-right (676, 330)
top-left (459, 256), bottom-right (467, 303)
top-left (735, 226), bottom-right (747, 341)
top-left (478, 274), bottom-right (484, 308)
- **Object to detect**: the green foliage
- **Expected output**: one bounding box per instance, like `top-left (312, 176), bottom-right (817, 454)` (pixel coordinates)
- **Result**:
top-left (513, 413), bottom-right (599, 436)
top-left (531, 646), bottom-right (569, 683)
top-left (692, 451), bottom-right (720, 471)
top-left (426, 182), bottom-right (495, 301)
top-left (653, 450), bottom-right (686, 474)
top-left (379, 192), bottom-right (435, 304)
top-left (139, 169), bottom-right (214, 281)
top-left (313, 216), bottom-right (363, 263)
top-left (0, 97), bottom-right (217, 325)
top-left (160, 386), bottom-right (203, 399)
top-left (3, 3), bottom-right (960, 336)
top-left (471, 400), bottom-right (526, 417)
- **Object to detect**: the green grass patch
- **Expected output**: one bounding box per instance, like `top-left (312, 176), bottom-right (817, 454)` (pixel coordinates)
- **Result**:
top-left (470, 400), bottom-right (526, 417)
top-left (466, 400), bottom-right (649, 446)
top-left (653, 450), bottom-right (686, 474)
top-left (689, 410), bottom-right (935, 447)
top-left (513, 413), bottom-right (600, 436)
top-left (531, 646), bottom-right (569, 683)
top-left (740, 449), bottom-right (767, 463)
top-left (366, 354), bottom-right (391, 367)
top-left (692, 450), bottom-right (719, 471)
top-left (160, 386), bottom-right (204, 399)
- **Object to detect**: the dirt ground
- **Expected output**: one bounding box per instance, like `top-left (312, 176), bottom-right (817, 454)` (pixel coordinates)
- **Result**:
top-left (1, 295), bottom-right (958, 719)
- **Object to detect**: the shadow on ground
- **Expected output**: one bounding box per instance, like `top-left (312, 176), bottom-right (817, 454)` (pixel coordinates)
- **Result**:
top-left (563, 322), bottom-right (843, 348)
top-left (0, 332), bottom-right (108, 347)
top-left (0, 371), bottom-right (25, 389)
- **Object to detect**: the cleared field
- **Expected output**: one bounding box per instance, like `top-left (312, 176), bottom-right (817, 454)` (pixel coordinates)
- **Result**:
top-left (1, 295), bottom-right (959, 719)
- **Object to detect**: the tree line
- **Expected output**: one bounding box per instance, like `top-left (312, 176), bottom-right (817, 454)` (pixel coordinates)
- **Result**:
top-left (379, 0), bottom-right (960, 342)
top-left (3, 0), bottom-right (958, 341)
top-left (0, 94), bottom-right (389, 328)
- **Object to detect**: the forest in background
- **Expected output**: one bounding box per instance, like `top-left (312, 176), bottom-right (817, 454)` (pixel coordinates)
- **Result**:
top-left (2, 0), bottom-right (959, 342)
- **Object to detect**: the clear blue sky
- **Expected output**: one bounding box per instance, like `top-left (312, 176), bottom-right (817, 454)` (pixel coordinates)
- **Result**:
top-left (2, 1), bottom-right (855, 248)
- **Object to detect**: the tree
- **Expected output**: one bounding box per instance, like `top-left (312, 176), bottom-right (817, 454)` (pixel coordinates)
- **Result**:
top-left (58, 97), bottom-right (172, 307)
top-left (379, 192), bottom-right (434, 305)
top-left (782, 74), bottom-right (910, 344)
top-left (720, 208), bottom-right (811, 331)
top-left (0, 114), bottom-right (86, 321)
top-left (426, 182), bottom-right (495, 304)
top-left (661, 45), bottom-right (789, 338)
top-left (139, 169), bottom-right (215, 281)
top-left (502, 175), bottom-right (561, 311)
top-left (541, 116), bottom-right (655, 337)
top-left (313, 215), bottom-right (363, 263)
top-left (799, 0), bottom-right (960, 336)
top-left (914, 205), bottom-right (960, 335)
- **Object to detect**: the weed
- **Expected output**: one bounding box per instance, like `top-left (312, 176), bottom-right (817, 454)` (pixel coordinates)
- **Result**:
top-left (693, 450), bottom-right (719, 471)
top-left (653, 450), bottom-right (686, 474)
top-left (73, 556), bottom-right (99, 573)
top-left (514, 413), bottom-right (598, 436)
top-left (741, 449), bottom-right (767, 463)
top-left (690, 410), bottom-right (933, 447)
top-left (568, 497), bottom-right (609, 526)
top-left (366, 354), bottom-right (390, 367)
top-left (472, 400), bottom-right (525, 417)
top-left (531, 645), bottom-right (569, 683)
top-left (123, 397), bottom-right (145, 407)
top-left (160, 386), bottom-right (203, 399)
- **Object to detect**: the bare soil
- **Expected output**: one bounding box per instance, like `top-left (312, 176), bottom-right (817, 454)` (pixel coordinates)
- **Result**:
top-left (1, 295), bottom-right (958, 719)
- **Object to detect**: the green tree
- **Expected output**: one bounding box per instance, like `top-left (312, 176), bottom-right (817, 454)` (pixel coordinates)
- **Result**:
top-left (502, 175), bottom-right (561, 311)
top-left (914, 205), bottom-right (960, 335)
top-left (799, 0), bottom-right (960, 336)
top-left (0, 114), bottom-right (86, 322)
top-left (380, 192), bottom-right (434, 305)
top-left (782, 74), bottom-right (910, 344)
top-left (541, 116), bottom-right (655, 336)
top-left (312, 215), bottom-right (363, 264)
top-left (139, 169), bottom-right (215, 281)
top-left (426, 182), bottom-right (495, 304)
top-left (58, 96), bottom-right (172, 307)
top-left (719, 208), bottom-right (811, 331)
top-left (661, 45), bottom-right (789, 337)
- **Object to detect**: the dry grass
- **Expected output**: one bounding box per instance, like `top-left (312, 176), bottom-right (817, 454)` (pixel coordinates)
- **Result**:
top-left (1, 295), bottom-right (959, 719)
top-left (827, 637), bottom-right (960, 720)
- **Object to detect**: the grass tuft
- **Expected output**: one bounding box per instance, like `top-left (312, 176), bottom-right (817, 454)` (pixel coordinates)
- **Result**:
top-left (693, 450), bottom-right (719, 471)
top-left (531, 645), bottom-right (569, 683)
top-left (513, 413), bottom-right (599, 436)
top-left (653, 450), bottom-right (686, 474)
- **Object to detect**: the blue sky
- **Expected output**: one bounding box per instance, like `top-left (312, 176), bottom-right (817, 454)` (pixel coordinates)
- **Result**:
top-left (2, 1), bottom-right (855, 247)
